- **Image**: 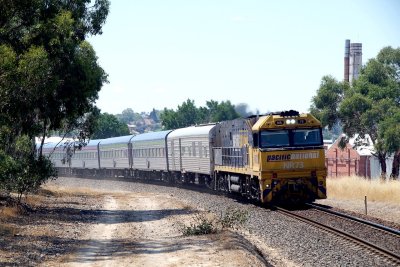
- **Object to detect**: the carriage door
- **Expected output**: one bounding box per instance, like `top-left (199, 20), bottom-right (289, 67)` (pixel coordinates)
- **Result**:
top-left (170, 140), bottom-right (176, 170)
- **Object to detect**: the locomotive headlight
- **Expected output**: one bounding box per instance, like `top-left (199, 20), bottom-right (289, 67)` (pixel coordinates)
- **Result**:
top-left (285, 119), bottom-right (296, 124)
top-left (266, 184), bottom-right (270, 188)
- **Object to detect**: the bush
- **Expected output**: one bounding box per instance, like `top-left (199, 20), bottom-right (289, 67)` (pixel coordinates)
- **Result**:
top-left (0, 135), bottom-right (57, 203)
top-left (219, 207), bottom-right (249, 230)
top-left (181, 213), bottom-right (216, 236)
top-left (180, 208), bottom-right (249, 236)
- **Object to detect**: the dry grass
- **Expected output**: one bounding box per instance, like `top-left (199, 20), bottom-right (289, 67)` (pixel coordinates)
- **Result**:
top-left (40, 184), bottom-right (107, 197)
top-left (27, 226), bottom-right (53, 237)
top-left (25, 194), bottom-right (45, 206)
top-left (0, 223), bottom-right (17, 236)
top-left (327, 176), bottom-right (400, 204)
top-left (0, 206), bottom-right (20, 218)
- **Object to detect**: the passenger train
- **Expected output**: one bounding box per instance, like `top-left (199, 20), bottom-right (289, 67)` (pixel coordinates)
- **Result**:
top-left (42, 111), bottom-right (327, 204)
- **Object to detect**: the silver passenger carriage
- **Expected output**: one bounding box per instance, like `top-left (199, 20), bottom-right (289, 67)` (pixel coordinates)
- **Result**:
top-left (98, 135), bottom-right (134, 177)
top-left (69, 139), bottom-right (102, 177)
top-left (41, 141), bottom-right (67, 168)
top-left (167, 124), bottom-right (216, 184)
top-left (131, 130), bottom-right (171, 179)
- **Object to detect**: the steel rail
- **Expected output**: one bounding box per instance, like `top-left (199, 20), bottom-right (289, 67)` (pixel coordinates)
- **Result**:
top-left (305, 202), bottom-right (400, 236)
top-left (275, 206), bottom-right (400, 264)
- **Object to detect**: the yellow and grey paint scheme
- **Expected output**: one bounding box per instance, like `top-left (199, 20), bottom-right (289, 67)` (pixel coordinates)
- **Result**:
top-left (214, 113), bottom-right (327, 203)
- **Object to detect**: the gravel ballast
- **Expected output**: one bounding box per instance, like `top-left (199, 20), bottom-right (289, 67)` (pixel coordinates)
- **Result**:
top-left (51, 176), bottom-right (399, 267)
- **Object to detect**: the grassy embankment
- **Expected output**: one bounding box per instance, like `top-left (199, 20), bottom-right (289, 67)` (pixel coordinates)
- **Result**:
top-left (327, 176), bottom-right (400, 204)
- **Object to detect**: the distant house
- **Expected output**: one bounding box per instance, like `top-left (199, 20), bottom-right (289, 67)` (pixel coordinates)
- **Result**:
top-left (127, 124), bottom-right (139, 135)
top-left (323, 139), bottom-right (333, 151)
top-left (325, 135), bottom-right (393, 179)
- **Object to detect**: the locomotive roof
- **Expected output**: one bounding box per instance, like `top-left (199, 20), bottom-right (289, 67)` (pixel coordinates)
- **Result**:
top-left (252, 113), bottom-right (321, 131)
top-left (168, 124), bottom-right (216, 138)
top-left (131, 130), bottom-right (171, 142)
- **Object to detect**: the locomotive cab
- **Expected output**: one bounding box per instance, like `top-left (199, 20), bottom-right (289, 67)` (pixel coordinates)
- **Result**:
top-left (251, 110), bottom-right (327, 203)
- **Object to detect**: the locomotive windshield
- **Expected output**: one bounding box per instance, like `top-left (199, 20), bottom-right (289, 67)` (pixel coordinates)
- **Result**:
top-left (260, 128), bottom-right (322, 149)
top-left (259, 130), bottom-right (289, 147)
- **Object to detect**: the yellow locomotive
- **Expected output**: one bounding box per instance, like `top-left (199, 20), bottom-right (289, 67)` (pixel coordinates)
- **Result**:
top-left (213, 110), bottom-right (326, 204)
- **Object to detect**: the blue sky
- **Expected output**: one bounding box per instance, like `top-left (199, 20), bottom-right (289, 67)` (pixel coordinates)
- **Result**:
top-left (88, 0), bottom-right (400, 115)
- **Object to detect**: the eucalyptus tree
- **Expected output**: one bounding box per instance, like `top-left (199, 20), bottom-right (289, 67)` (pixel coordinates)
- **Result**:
top-left (92, 113), bottom-right (130, 139)
top-left (311, 47), bottom-right (400, 179)
top-left (0, 0), bottom-right (110, 198)
top-left (160, 99), bottom-right (240, 130)
top-left (160, 99), bottom-right (200, 129)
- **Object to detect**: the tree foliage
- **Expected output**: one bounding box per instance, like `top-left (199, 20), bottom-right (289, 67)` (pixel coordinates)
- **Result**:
top-left (117, 108), bottom-right (141, 124)
top-left (160, 99), bottom-right (240, 130)
top-left (149, 108), bottom-right (160, 123)
top-left (92, 113), bottom-right (130, 139)
top-left (311, 47), bottom-right (400, 179)
top-left (0, 0), bottom-right (110, 200)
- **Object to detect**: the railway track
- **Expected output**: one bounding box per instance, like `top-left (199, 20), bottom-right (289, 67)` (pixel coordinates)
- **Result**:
top-left (275, 205), bottom-right (400, 265)
top-left (305, 202), bottom-right (400, 235)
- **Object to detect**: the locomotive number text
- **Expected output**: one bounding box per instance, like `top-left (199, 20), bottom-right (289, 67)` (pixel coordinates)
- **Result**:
top-left (282, 161), bottom-right (304, 169)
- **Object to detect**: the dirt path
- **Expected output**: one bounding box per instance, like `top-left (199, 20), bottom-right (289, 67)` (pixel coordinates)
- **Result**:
top-left (47, 192), bottom-right (267, 266)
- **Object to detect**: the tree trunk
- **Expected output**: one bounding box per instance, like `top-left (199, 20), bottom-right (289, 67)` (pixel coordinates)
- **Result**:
top-left (39, 118), bottom-right (48, 158)
top-left (378, 152), bottom-right (387, 181)
top-left (390, 151), bottom-right (400, 180)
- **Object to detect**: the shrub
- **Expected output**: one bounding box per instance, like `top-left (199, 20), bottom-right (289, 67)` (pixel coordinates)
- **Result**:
top-left (219, 207), bottom-right (249, 230)
top-left (0, 135), bottom-right (57, 203)
top-left (181, 213), bottom-right (216, 236)
top-left (181, 208), bottom-right (249, 236)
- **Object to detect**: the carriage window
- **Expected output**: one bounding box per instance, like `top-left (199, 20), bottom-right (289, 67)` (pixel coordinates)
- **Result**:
top-left (199, 142), bottom-right (202, 157)
top-left (192, 142), bottom-right (196, 157)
